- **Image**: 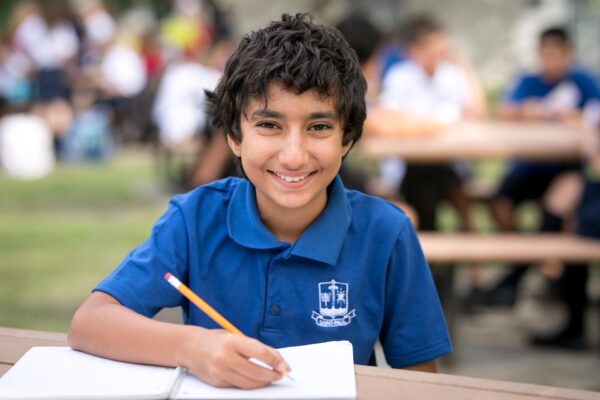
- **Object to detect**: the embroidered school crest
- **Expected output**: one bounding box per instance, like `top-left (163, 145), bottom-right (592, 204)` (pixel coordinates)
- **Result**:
top-left (311, 279), bottom-right (356, 327)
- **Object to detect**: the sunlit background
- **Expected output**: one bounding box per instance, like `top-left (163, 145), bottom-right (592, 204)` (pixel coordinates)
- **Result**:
top-left (0, 0), bottom-right (599, 391)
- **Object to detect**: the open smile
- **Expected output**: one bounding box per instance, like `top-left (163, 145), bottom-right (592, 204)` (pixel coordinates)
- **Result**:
top-left (268, 170), bottom-right (317, 184)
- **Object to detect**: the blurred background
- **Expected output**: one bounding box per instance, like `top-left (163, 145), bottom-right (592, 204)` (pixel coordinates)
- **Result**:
top-left (0, 0), bottom-right (599, 391)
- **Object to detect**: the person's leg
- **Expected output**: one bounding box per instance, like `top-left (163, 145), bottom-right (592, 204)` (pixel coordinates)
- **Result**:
top-left (400, 164), bottom-right (445, 231)
top-left (474, 170), bottom-right (561, 307)
top-left (444, 173), bottom-right (472, 231)
top-left (532, 265), bottom-right (588, 350)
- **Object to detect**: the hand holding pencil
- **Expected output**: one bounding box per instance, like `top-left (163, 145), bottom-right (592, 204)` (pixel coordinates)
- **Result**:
top-left (164, 273), bottom-right (293, 389)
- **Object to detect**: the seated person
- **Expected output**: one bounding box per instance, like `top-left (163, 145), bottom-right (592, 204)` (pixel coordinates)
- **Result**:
top-left (375, 14), bottom-right (486, 230)
top-left (68, 14), bottom-right (451, 389)
top-left (482, 27), bottom-right (600, 308)
top-left (492, 26), bottom-right (600, 231)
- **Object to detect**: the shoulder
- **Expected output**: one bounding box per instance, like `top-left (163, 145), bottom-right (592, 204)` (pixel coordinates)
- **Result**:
top-left (512, 72), bottom-right (541, 86)
top-left (382, 61), bottom-right (418, 86)
top-left (170, 177), bottom-right (243, 212)
top-left (345, 189), bottom-right (412, 238)
top-left (568, 67), bottom-right (600, 85)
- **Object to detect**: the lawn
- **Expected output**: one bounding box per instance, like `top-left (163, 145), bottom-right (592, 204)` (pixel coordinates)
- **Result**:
top-left (0, 148), bottom-right (170, 332)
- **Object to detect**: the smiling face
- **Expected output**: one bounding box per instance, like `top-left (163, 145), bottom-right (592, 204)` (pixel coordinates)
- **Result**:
top-left (227, 83), bottom-right (352, 225)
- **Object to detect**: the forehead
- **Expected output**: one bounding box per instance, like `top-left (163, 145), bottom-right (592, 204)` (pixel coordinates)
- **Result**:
top-left (243, 83), bottom-right (338, 116)
top-left (539, 39), bottom-right (569, 52)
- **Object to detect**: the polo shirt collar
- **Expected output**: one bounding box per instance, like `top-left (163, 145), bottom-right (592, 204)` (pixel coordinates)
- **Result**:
top-left (227, 176), bottom-right (352, 265)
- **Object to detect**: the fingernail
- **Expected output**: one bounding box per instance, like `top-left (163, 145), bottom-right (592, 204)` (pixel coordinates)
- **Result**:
top-left (276, 362), bottom-right (289, 373)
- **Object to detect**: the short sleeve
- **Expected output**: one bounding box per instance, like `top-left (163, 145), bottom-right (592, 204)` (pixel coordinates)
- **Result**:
top-left (379, 222), bottom-right (451, 368)
top-left (94, 199), bottom-right (189, 317)
top-left (504, 75), bottom-right (530, 104)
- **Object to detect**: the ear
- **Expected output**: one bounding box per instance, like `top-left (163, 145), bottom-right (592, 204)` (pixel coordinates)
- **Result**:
top-left (227, 134), bottom-right (242, 157)
top-left (341, 140), bottom-right (353, 158)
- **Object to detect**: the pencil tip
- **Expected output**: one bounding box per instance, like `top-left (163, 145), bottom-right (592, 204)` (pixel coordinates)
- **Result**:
top-left (284, 371), bottom-right (295, 381)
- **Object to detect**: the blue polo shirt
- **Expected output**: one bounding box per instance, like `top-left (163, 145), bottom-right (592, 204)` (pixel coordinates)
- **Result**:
top-left (505, 67), bottom-right (600, 108)
top-left (95, 176), bottom-right (451, 368)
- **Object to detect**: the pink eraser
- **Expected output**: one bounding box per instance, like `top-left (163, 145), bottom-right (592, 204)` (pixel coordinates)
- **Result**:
top-left (164, 272), bottom-right (172, 280)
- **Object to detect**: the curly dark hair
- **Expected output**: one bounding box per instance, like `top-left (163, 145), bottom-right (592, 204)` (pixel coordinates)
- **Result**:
top-left (205, 13), bottom-right (367, 147)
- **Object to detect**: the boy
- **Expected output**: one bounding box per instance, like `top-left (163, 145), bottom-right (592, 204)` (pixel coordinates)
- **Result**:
top-left (377, 14), bottom-right (485, 231)
top-left (481, 27), bottom-right (600, 309)
top-left (492, 26), bottom-right (600, 233)
top-left (68, 13), bottom-right (451, 389)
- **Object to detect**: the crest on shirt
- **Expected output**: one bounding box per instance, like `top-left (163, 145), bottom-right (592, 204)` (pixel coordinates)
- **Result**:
top-left (311, 279), bottom-right (356, 327)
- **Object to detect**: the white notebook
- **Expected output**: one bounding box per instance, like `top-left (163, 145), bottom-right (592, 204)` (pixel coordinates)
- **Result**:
top-left (0, 341), bottom-right (356, 400)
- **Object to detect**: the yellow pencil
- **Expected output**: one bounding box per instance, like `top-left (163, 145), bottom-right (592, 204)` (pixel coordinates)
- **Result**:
top-left (164, 272), bottom-right (293, 380)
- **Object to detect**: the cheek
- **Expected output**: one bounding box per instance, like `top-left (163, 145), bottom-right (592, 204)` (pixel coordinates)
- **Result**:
top-left (313, 142), bottom-right (345, 166)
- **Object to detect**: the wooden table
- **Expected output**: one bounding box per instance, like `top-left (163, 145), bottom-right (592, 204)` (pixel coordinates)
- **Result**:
top-left (359, 120), bottom-right (583, 162)
top-left (1, 327), bottom-right (597, 400)
top-left (418, 233), bottom-right (600, 263)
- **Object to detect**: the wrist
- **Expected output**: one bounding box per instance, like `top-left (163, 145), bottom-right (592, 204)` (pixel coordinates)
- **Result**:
top-left (174, 325), bottom-right (207, 369)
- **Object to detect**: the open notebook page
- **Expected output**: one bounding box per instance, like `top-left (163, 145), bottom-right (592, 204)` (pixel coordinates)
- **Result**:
top-left (0, 347), bottom-right (181, 400)
top-left (173, 341), bottom-right (356, 399)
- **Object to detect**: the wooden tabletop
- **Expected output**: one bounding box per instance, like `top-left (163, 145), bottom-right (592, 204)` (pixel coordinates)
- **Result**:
top-left (359, 120), bottom-right (583, 162)
top-left (1, 327), bottom-right (598, 399)
top-left (418, 233), bottom-right (600, 263)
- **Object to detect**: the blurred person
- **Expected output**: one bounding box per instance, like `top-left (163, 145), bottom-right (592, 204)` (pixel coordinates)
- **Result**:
top-left (4, 0), bottom-right (79, 157)
top-left (159, 0), bottom-right (215, 63)
top-left (492, 27), bottom-right (600, 232)
top-left (74, 0), bottom-right (116, 67)
top-left (10, 1), bottom-right (79, 103)
top-left (94, 32), bottom-right (147, 142)
top-left (528, 100), bottom-right (600, 350)
top-left (334, 14), bottom-right (419, 226)
top-left (375, 15), bottom-right (486, 231)
top-left (98, 34), bottom-right (147, 100)
top-left (479, 27), bottom-right (600, 309)
top-left (59, 81), bottom-right (112, 163)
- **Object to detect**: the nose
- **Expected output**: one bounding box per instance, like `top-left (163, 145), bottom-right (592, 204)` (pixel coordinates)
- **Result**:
top-left (278, 128), bottom-right (308, 170)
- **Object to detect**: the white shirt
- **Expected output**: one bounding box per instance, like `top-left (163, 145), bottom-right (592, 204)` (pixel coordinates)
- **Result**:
top-left (152, 62), bottom-right (221, 146)
top-left (377, 60), bottom-right (472, 191)
top-left (100, 44), bottom-right (147, 97)
top-left (379, 60), bottom-right (471, 123)
top-left (13, 14), bottom-right (78, 69)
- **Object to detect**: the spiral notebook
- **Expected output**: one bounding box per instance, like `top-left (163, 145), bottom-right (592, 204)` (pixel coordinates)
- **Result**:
top-left (0, 341), bottom-right (355, 400)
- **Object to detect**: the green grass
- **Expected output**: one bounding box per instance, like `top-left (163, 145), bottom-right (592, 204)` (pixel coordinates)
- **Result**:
top-left (0, 149), bottom-right (168, 332)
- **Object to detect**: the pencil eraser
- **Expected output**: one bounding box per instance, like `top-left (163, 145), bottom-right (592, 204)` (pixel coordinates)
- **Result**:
top-left (164, 272), bottom-right (172, 280)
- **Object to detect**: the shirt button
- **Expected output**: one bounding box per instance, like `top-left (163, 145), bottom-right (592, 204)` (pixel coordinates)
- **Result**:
top-left (270, 304), bottom-right (281, 316)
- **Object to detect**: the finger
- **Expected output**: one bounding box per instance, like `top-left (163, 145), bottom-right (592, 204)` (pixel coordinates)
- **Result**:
top-left (222, 364), bottom-right (274, 390)
top-left (235, 338), bottom-right (290, 374)
top-left (229, 353), bottom-right (283, 384)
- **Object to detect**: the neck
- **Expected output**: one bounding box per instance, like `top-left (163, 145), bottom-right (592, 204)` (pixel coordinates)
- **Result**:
top-left (257, 193), bottom-right (327, 244)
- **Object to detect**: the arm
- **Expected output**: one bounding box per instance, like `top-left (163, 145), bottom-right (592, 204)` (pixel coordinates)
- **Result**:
top-left (68, 291), bottom-right (289, 389)
top-left (403, 360), bottom-right (437, 373)
top-left (450, 52), bottom-right (487, 119)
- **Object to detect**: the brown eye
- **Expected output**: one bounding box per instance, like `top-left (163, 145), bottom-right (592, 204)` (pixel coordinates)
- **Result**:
top-left (257, 122), bottom-right (279, 129)
top-left (309, 124), bottom-right (331, 131)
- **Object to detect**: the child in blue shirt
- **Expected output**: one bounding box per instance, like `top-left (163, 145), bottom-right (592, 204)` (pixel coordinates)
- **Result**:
top-left (68, 13), bottom-right (450, 389)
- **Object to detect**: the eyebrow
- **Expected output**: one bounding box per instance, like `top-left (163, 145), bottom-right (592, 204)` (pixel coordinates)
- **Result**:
top-left (249, 109), bottom-right (338, 121)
